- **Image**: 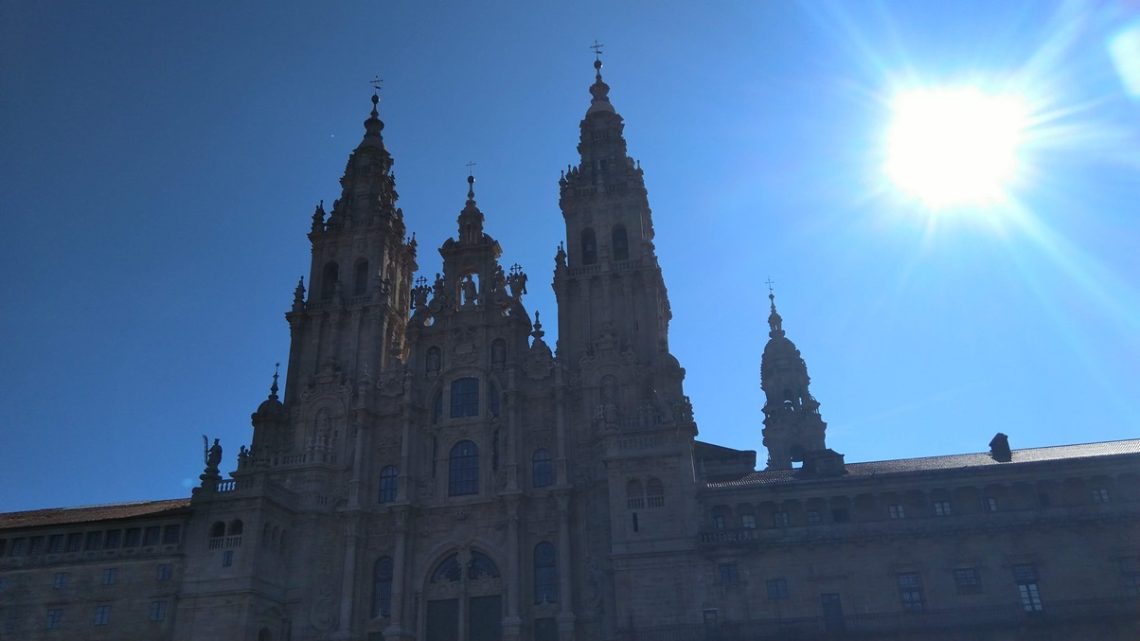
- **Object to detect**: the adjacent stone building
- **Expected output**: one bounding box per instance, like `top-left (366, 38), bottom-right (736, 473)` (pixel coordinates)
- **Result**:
top-left (2, 58), bottom-right (1138, 641)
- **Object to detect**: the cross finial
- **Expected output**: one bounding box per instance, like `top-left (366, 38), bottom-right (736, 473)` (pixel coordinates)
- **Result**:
top-left (269, 362), bottom-right (281, 400)
top-left (765, 277), bottom-right (776, 294)
top-left (465, 161), bottom-right (477, 177)
top-left (370, 75), bottom-right (382, 95)
top-left (590, 40), bottom-right (604, 60)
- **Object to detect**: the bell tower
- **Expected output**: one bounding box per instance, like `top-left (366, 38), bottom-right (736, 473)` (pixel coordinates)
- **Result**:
top-left (760, 291), bottom-right (828, 469)
top-left (553, 56), bottom-right (673, 371)
top-left (282, 91), bottom-right (418, 409)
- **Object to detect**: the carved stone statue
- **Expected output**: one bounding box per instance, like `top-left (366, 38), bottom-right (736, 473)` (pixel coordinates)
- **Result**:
top-left (206, 438), bottom-right (223, 469)
top-left (461, 274), bottom-right (478, 307)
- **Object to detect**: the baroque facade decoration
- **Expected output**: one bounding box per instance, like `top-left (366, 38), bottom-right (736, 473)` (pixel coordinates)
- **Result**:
top-left (2, 59), bottom-right (1139, 641)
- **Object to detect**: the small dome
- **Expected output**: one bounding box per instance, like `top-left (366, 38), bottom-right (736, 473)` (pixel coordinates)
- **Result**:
top-left (254, 397), bottom-right (286, 420)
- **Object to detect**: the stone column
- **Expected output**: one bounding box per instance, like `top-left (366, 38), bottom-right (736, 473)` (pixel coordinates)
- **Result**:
top-left (505, 369), bottom-right (520, 491)
top-left (335, 518), bottom-right (361, 640)
top-left (385, 507), bottom-right (413, 641)
top-left (556, 492), bottom-right (576, 641)
top-left (554, 367), bottom-right (569, 487)
top-left (503, 495), bottom-right (522, 641)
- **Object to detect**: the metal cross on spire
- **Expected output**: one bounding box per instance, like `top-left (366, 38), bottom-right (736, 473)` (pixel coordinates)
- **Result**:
top-left (590, 40), bottom-right (604, 60)
top-left (765, 277), bottom-right (776, 294)
top-left (465, 161), bottom-right (477, 177)
top-left (370, 75), bottom-right (383, 95)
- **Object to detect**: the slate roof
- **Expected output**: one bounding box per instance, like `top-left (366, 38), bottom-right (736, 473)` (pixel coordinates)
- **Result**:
top-left (706, 439), bottom-right (1140, 489)
top-left (0, 498), bottom-right (192, 531)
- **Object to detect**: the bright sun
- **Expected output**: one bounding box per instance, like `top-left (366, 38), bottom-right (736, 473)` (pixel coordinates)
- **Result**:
top-left (885, 87), bottom-right (1029, 208)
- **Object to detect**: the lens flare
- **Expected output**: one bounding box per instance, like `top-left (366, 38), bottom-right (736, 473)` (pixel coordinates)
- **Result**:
top-left (884, 87), bottom-right (1030, 208)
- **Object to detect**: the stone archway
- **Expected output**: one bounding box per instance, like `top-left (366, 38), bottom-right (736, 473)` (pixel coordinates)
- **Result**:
top-left (423, 548), bottom-right (504, 641)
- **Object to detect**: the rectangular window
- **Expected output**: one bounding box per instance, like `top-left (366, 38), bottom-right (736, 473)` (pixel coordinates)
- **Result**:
top-left (985, 497), bottom-right (999, 512)
top-left (223, 550), bottom-right (234, 567)
top-left (712, 514), bottom-right (725, 530)
top-left (821, 593), bottom-right (845, 632)
top-left (52, 572), bottom-right (70, 589)
top-left (766, 577), bottom-right (789, 601)
top-left (806, 510), bottom-right (821, 525)
top-left (773, 511), bottom-right (790, 527)
top-left (1092, 488), bottom-right (1110, 504)
top-left (10, 538), bottom-right (26, 556)
top-left (94, 605), bottom-right (111, 626)
top-left (954, 567), bottom-right (982, 595)
top-left (449, 377), bottom-right (480, 418)
top-left (103, 529), bottom-right (121, 549)
top-left (149, 600), bottom-right (168, 622)
top-left (718, 563), bottom-right (738, 585)
top-left (1013, 564), bottom-right (1043, 612)
top-left (888, 504), bottom-right (906, 519)
top-left (897, 573), bottom-right (925, 611)
top-left (66, 532), bottom-right (83, 552)
top-left (29, 535), bottom-right (45, 555)
top-left (156, 563), bottom-right (173, 582)
top-left (162, 524), bottom-right (181, 544)
top-left (46, 608), bottom-right (62, 629)
top-left (143, 526), bottom-right (161, 546)
top-left (740, 514), bottom-right (756, 529)
top-left (933, 500), bottom-right (952, 516)
top-left (48, 534), bottom-right (64, 553)
top-left (85, 531), bottom-right (103, 551)
top-left (123, 528), bottom-right (141, 547)
top-left (102, 567), bottom-right (117, 586)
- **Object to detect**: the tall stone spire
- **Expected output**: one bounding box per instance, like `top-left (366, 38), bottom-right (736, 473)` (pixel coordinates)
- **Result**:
top-left (760, 291), bottom-right (828, 470)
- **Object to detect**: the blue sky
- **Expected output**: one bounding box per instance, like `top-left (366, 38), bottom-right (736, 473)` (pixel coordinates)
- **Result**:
top-left (1, 1), bottom-right (1137, 512)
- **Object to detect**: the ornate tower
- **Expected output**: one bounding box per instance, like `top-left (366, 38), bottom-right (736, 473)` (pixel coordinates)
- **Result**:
top-left (274, 92), bottom-right (418, 458)
top-left (552, 57), bottom-right (688, 434)
top-left (760, 291), bottom-right (828, 469)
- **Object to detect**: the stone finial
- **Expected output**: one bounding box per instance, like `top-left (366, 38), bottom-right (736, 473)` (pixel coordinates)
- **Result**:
top-left (767, 291), bottom-right (784, 338)
top-left (989, 432), bottom-right (1012, 462)
top-left (269, 362), bottom-right (280, 401)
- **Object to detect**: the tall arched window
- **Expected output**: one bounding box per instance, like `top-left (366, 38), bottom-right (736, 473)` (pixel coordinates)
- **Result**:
top-left (581, 228), bottom-right (597, 265)
top-left (450, 377), bottom-right (479, 418)
top-left (449, 440), bottom-right (479, 496)
top-left (432, 554), bottom-right (462, 583)
top-left (321, 262), bottom-right (339, 301)
top-left (534, 542), bottom-right (559, 604)
top-left (378, 466), bottom-right (398, 503)
top-left (532, 448), bottom-right (553, 488)
top-left (646, 477), bottom-right (664, 508)
top-left (468, 550), bottom-right (500, 579)
top-left (228, 519), bottom-right (244, 536)
top-left (209, 522), bottom-right (225, 539)
top-left (627, 479), bottom-right (645, 509)
top-left (372, 556), bottom-right (394, 617)
top-left (612, 224), bottom-right (629, 261)
top-left (353, 259), bottom-right (369, 296)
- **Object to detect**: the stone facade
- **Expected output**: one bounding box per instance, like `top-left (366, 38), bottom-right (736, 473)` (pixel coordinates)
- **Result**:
top-left (2, 60), bottom-right (1138, 641)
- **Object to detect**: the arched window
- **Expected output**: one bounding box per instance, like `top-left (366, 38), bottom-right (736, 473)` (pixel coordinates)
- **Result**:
top-left (449, 440), bottom-right (479, 496)
top-left (426, 346), bottom-right (441, 376)
top-left (353, 259), bottom-right (369, 296)
top-left (372, 556), bottom-right (394, 617)
top-left (378, 466), bottom-right (398, 503)
top-left (534, 542), bottom-right (558, 604)
top-left (467, 550), bottom-right (500, 579)
top-left (646, 478), bottom-right (664, 508)
top-left (627, 479), bottom-right (645, 509)
top-left (228, 519), bottom-right (244, 536)
top-left (581, 228), bottom-right (597, 265)
top-left (450, 377), bottom-right (479, 418)
top-left (532, 448), bottom-right (553, 488)
top-left (491, 338), bottom-right (506, 368)
top-left (209, 522), bottom-right (225, 538)
top-left (321, 261), bottom-right (339, 301)
top-left (612, 224), bottom-right (629, 261)
top-left (431, 554), bottom-right (462, 583)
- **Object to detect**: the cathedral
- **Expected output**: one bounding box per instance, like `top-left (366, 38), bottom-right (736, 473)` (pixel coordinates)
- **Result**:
top-left (1, 58), bottom-right (1138, 641)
